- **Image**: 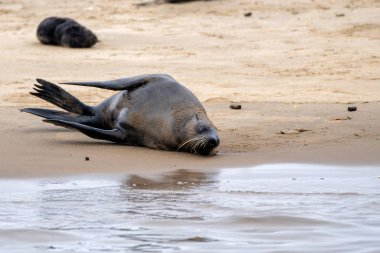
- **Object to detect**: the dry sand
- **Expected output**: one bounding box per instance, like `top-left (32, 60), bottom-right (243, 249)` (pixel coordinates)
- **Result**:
top-left (0, 0), bottom-right (379, 177)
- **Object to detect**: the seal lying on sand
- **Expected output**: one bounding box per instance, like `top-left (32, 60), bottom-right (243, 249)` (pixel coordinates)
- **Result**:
top-left (37, 17), bottom-right (98, 48)
top-left (21, 74), bottom-right (220, 155)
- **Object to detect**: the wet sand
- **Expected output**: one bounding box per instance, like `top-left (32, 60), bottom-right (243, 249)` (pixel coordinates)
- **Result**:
top-left (1, 105), bottom-right (380, 177)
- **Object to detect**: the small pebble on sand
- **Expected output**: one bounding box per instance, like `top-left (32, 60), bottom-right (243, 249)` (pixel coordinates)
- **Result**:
top-left (230, 103), bottom-right (242, 110)
top-left (348, 106), bottom-right (357, 112)
top-left (244, 12), bottom-right (252, 17)
top-left (85, 156), bottom-right (90, 161)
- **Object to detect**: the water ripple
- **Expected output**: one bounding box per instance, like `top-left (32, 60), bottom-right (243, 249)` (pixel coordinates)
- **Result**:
top-left (0, 164), bottom-right (379, 252)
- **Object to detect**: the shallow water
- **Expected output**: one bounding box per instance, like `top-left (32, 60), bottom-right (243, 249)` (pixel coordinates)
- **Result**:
top-left (0, 164), bottom-right (379, 253)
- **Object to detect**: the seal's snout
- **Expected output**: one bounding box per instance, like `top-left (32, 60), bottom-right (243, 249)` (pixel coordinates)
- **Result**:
top-left (207, 136), bottom-right (220, 148)
top-left (197, 136), bottom-right (219, 156)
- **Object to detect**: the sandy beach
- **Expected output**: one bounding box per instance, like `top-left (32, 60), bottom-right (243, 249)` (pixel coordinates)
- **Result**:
top-left (0, 0), bottom-right (380, 176)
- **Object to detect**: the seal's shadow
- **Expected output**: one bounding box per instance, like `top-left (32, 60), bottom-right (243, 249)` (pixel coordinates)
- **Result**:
top-left (55, 139), bottom-right (123, 147)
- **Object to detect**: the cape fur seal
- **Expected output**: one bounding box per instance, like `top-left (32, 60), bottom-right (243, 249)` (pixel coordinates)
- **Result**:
top-left (21, 74), bottom-right (220, 155)
top-left (37, 17), bottom-right (98, 48)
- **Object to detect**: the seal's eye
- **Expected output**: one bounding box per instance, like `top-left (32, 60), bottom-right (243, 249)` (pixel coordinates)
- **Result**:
top-left (197, 125), bottom-right (209, 134)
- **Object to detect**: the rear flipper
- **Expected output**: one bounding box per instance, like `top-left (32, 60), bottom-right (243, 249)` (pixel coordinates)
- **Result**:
top-left (44, 119), bottom-right (125, 143)
top-left (31, 79), bottom-right (94, 115)
top-left (60, 74), bottom-right (175, 91)
top-left (20, 108), bottom-right (93, 124)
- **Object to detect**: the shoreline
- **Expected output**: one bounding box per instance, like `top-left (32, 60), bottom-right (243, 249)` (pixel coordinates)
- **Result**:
top-left (2, 105), bottom-right (379, 178)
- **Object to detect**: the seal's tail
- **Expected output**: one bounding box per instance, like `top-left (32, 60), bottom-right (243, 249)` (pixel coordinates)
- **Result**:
top-left (30, 79), bottom-right (94, 116)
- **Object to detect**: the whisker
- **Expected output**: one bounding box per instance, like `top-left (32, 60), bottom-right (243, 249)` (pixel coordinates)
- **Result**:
top-left (190, 141), bottom-right (197, 153)
top-left (191, 139), bottom-right (201, 154)
top-left (198, 139), bottom-right (206, 149)
top-left (178, 136), bottom-right (210, 155)
top-left (201, 139), bottom-right (207, 149)
top-left (190, 139), bottom-right (200, 152)
top-left (177, 137), bottom-right (197, 151)
top-left (193, 138), bottom-right (206, 154)
top-left (177, 140), bottom-right (192, 150)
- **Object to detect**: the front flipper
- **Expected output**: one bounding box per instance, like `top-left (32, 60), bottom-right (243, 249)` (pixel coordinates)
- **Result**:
top-left (44, 119), bottom-right (124, 143)
top-left (60, 74), bottom-right (175, 91)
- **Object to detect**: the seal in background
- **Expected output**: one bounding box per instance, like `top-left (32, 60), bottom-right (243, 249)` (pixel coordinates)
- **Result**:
top-left (37, 17), bottom-right (98, 48)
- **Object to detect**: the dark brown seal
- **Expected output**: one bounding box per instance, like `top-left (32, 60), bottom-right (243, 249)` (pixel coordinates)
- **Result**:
top-left (37, 17), bottom-right (98, 48)
top-left (21, 74), bottom-right (219, 155)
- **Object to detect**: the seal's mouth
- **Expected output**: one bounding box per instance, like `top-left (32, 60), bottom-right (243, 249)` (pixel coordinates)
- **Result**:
top-left (177, 136), bottom-right (220, 156)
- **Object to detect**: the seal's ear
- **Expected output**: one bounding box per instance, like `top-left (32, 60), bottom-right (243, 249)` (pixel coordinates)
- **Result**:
top-left (195, 113), bottom-right (199, 120)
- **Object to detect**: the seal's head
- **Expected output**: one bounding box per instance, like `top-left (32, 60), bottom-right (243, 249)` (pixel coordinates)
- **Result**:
top-left (177, 112), bottom-right (220, 156)
top-left (36, 17), bottom-right (66, 45)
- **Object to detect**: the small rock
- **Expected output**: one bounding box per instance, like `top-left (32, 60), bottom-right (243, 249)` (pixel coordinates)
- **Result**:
top-left (335, 13), bottom-right (345, 17)
top-left (85, 156), bottom-right (90, 161)
top-left (230, 103), bottom-right (242, 110)
top-left (334, 116), bottom-right (351, 121)
top-left (279, 129), bottom-right (311, 134)
top-left (348, 106), bottom-right (357, 112)
top-left (244, 12), bottom-right (252, 17)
